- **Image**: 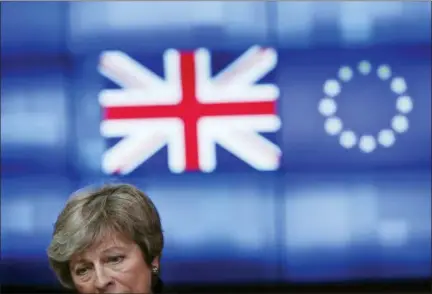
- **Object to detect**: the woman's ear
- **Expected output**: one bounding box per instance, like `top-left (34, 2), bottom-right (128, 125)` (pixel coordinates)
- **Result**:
top-left (151, 256), bottom-right (160, 270)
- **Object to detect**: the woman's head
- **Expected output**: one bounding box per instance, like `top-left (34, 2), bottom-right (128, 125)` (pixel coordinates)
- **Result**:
top-left (47, 184), bottom-right (164, 294)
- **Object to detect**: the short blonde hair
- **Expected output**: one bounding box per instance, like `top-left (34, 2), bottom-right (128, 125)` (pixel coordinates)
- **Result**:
top-left (47, 183), bottom-right (164, 289)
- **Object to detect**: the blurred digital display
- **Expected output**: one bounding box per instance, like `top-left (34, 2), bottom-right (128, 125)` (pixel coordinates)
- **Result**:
top-left (1, 0), bottom-right (431, 287)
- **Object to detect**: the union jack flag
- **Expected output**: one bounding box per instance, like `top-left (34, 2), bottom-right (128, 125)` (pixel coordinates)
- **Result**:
top-left (98, 46), bottom-right (281, 174)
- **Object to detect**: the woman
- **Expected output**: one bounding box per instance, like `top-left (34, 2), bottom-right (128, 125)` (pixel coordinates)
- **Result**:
top-left (47, 183), bottom-right (165, 293)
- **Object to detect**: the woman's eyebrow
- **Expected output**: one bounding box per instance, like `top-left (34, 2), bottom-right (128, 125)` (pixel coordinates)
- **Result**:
top-left (70, 259), bottom-right (89, 269)
top-left (101, 246), bottom-right (128, 253)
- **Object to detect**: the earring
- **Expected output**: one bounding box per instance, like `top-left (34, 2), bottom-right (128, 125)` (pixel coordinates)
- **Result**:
top-left (151, 266), bottom-right (159, 275)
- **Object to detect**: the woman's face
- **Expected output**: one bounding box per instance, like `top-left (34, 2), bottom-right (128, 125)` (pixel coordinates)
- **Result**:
top-left (69, 231), bottom-right (158, 294)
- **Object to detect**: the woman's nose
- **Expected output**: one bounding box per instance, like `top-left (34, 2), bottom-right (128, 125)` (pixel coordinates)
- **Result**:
top-left (94, 265), bottom-right (113, 291)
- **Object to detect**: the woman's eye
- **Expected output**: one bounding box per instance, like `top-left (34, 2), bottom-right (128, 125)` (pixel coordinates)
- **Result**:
top-left (75, 268), bottom-right (88, 276)
top-left (108, 256), bottom-right (125, 264)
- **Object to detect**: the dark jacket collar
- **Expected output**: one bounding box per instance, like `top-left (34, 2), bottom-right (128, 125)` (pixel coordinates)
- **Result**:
top-left (153, 276), bottom-right (164, 293)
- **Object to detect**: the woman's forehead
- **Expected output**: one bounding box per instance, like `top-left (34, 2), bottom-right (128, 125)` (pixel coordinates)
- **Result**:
top-left (95, 232), bottom-right (132, 250)
top-left (72, 231), bottom-right (134, 261)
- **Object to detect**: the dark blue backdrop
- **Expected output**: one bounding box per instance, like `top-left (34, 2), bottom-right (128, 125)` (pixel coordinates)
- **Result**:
top-left (1, 1), bottom-right (431, 286)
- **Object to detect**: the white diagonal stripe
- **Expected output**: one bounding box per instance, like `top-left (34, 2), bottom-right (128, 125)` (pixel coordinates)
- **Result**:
top-left (198, 115), bottom-right (281, 172)
top-left (232, 129), bottom-right (281, 167)
top-left (212, 46), bottom-right (262, 85)
top-left (99, 51), bottom-right (166, 89)
top-left (215, 129), bottom-right (279, 171)
top-left (212, 47), bottom-right (277, 87)
top-left (102, 133), bottom-right (166, 175)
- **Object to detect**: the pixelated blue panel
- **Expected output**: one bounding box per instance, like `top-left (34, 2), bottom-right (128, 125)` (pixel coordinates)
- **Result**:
top-left (282, 171), bottom-right (431, 281)
top-left (274, 2), bottom-right (431, 47)
top-left (67, 1), bottom-right (270, 53)
top-left (137, 173), bottom-right (280, 283)
top-left (0, 2), bottom-right (67, 55)
top-left (1, 61), bottom-right (71, 176)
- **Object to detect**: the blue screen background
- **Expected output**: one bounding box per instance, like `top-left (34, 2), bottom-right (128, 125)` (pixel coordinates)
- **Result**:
top-left (1, 1), bottom-right (431, 286)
